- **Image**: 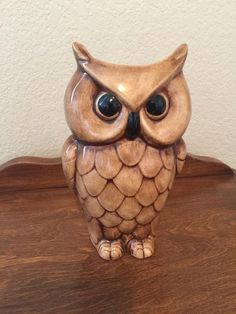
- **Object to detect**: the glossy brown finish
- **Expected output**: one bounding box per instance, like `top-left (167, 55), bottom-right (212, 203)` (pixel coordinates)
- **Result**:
top-left (73, 43), bottom-right (188, 110)
top-left (65, 43), bottom-right (191, 146)
top-left (62, 42), bottom-right (194, 259)
top-left (62, 137), bottom-right (186, 259)
top-left (0, 160), bottom-right (235, 313)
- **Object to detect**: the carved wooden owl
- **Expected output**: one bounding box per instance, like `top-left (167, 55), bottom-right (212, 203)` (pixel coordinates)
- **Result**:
top-left (62, 42), bottom-right (191, 260)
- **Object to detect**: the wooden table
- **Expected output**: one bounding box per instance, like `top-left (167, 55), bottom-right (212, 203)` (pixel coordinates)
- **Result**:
top-left (0, 155), bottom-right (236, 314)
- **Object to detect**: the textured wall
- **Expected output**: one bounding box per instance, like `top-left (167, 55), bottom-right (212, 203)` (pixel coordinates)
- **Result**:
top-left (0, 0), bottom-right (236, 167)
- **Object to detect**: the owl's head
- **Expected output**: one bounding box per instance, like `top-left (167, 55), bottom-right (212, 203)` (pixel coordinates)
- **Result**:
top-left (65, 42), bottom-right (191, 147)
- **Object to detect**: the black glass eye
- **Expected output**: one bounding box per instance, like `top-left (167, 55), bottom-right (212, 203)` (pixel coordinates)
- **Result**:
top-left (146, 94), bottom-right (169, 120)
top-left (95, 93), bottom-right (121, 120)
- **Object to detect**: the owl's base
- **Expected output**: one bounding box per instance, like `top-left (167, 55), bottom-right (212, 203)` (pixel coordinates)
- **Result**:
top-left (127, 235), bottom-right (154, 259)
top-left (93, 235), bottom-right (155, 260)
top-left (0, 154), bottom-right (235, 313)
top-left (95, 239), bottom-right (124, 260)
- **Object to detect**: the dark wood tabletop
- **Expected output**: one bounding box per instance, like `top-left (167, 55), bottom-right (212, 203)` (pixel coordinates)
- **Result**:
top-left (0, 155), bottom-right (236, 314)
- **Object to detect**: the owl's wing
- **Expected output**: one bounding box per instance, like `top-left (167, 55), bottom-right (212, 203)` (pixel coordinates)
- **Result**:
top-left (61, 135), bottom-right (78, 194)
top-left (174, 138), bottom-right (187, 174)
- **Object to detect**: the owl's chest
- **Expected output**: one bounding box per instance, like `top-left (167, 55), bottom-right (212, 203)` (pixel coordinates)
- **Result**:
top-left (75, 138), bottom-right (176, 232)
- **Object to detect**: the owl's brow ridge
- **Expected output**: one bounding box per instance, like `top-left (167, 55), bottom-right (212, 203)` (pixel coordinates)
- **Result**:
top-left (79, 66), bottom-right (177, 111)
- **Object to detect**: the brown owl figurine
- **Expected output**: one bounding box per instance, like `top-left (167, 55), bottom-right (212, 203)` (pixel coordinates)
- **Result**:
top-left (62, 42), bottom-right (191, 260)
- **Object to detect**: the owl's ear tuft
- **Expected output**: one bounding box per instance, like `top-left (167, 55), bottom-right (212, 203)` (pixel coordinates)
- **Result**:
top-left (170, 44), bottom-right (188, 68)
top-left (72, 42), bottom-right (91, 62)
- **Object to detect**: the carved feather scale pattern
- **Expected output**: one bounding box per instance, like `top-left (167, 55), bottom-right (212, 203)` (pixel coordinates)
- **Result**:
top-left (72, 137), bottom-right (187, 243)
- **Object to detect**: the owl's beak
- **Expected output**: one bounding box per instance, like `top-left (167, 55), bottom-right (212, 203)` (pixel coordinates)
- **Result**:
top-left (125, 112), bottom-right (140, 140)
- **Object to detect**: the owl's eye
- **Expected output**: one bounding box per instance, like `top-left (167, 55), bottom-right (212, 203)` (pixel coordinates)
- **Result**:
top-left (145, 93), bottom-right (169, 120)
top-left (95, 92), bottom-right (121, 120)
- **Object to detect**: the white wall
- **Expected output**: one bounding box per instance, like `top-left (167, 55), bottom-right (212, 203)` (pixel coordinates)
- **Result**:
top-left (0, 0), bottom-right (236, 168)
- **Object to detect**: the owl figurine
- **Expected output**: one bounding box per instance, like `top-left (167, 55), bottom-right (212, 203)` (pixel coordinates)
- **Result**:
top-left (62, 42), bottom-right (191, 260)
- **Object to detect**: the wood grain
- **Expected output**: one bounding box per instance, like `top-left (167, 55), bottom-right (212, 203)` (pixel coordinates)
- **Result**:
top-left (0, 172), bottom-right (236, 313)
top-left (0, 156), bottom-right (63, 192)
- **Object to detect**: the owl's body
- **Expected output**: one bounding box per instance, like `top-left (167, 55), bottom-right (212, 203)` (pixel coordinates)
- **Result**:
top-left (62, 135), bottom-right (186, 259)
top-left (62, 42), bottom-right (191, 260)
